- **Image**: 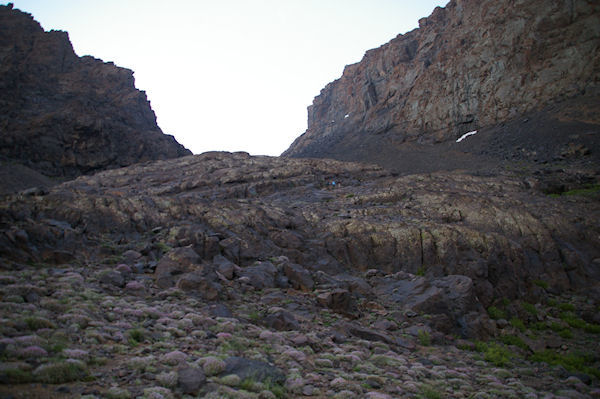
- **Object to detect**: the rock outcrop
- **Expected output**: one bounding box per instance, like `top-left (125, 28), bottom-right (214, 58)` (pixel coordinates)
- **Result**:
top-left (0, 5), bottom-right (190, 181)
top-left (1, 152), bottom-right (599, 396)
top-left (1, 152), bottom-right (598, 335)
top-left (283, 0), bottom-right (600, 173)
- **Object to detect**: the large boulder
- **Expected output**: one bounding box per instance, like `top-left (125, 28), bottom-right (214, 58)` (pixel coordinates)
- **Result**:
top-left (154, 247), bottom-right (201, 289)
top-left (372, 273), bottom-right (495, 338)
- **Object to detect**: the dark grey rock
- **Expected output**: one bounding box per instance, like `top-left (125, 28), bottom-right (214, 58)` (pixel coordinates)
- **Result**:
top-left (223, 357), bottom-right (285, 384)
top-left (178, 366), bottom-right (206, 394)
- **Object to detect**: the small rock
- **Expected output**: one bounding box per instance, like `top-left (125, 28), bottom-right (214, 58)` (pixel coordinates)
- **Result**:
top-left (223, 356), bottom-right (285, 384)
top-left (124, 280), bottom-right (146, 295)
top-left (302, 384), bottom-right (315, 396)
top-left (122, 250), bottom-right (142, 264)
top-left (316, 289), bottom-right (357, 317)
top-left (213, 254), bottom-right (238, 280)
top-left (99, 270), bottom-right (125, 288)
top-left (263, 310), bottom-right (300, 331)
top-left (208, 303), bottom-right (233, 318)
top-left (115, 264), bottom-right (132, 275)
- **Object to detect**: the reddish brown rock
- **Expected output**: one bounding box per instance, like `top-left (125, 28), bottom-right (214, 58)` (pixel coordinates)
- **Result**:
top-left (154, 247), bottom-right (201, 289)
top-left (283, 0), bottom-right (600, 174)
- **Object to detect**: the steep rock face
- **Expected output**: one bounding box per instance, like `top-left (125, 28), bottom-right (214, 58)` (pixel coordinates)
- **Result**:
top-left (283, 0), bottom-right (600, 169)
top-left (0, 5), bottom-right (190, 179)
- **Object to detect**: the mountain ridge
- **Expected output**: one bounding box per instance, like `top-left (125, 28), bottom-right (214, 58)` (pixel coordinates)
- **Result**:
top-left (0, 4), bottom-right (191, 188)
top-left (283, 0), bottom-right (600, 174)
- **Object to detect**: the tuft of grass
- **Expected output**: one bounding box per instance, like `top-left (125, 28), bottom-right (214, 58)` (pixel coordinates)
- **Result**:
top-left (24, 316), bottom-right (56, 331)
top-left (510, 318), bottom-right (526, 332)
top-left (1, 368), bottom-right (34, 384)
top-left (264, 379), bottom-right (287, 399)
top-left (418, 330), bottom-right (431, 346)
top-left (561, 184), bottom-right (600, 196)
top-left (487, 306), bottom-right (507, 320)
top-left (499, 334), bottom-right (528, 350)
top-left (558, 302), bottom-right (575, 312)
top-left (419, 385), bottom-right (443, 399)
top-left (127, 329), bottom-right (145, 345)
top-left (558, 329), bottom-right (573, 339)
top-left (155, 242), bottom-right (172, 254)
top-left (559, 312), bottom-right (586, 329)
top-left (584, 323), bottom-right (600, 334)
top-left (522, 302), bottom-right (538, 316)
top-left (474, 341), bottom-right (513, 367)
top-left (530, 350), bottom-right (600, 379)
top-left (532, 280), bottom-right (549, 289)
top-left (33, 361), bottom-right (88, 384)
top-left (416, 266), bottom-right (426, 277)
top-left (248, 311), bottom-right (261, 322)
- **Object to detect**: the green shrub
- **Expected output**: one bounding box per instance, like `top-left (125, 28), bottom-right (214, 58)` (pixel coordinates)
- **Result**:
top-left (128, 329), bottom-right (145, 345)
top-left (473, 341), bottom-right (513, 367)
top-left (558, 329), bottom-right (573, 339)
top-left (584, 323), bottom-right (600, 334)
top-left (532, 280), bottom-right (549, 289)
top-left (487, 306), bottom-right (507, 320)
top-left (530, 350), bottom-right (600, 379)
top-left (24, 316), bottom-right (56, 330)
top-left (419, 385), bottom-right (443, 399)
top-left (531, 322), bottom-right (547, 331)
top-left (34, 360), bottom-right (88, 383)
top-left (559, 312), bottom-right (586, 329)
top-left (558, 303), bottom-right (575, 312)
top-left (484, 342), bottom-right (512, 367)
top-left (499, 334), bottom-right (527, 350)
top-left (522, 302), bottom-right (537, 316)
top-left (1, 368), bottom-right (34, 383)
top-left (418, 330), bottom-right (431, 346)
top-left (510, 318), bottom-right (526, 332)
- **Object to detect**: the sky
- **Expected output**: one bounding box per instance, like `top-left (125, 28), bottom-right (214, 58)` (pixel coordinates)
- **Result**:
top-left (8, 0), bottom-right (448, 156)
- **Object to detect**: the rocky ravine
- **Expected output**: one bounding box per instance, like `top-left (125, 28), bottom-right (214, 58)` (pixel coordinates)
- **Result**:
top-left (1, 152), bottom-right (599, 398)
top-left (283, 0), bottom-right (600, 174)
top-left (0, 4), bottom-right (190, 187)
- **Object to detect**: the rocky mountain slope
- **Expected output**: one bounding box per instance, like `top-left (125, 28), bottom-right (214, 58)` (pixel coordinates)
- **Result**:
top-left (283, 0), bottom-right (600, 174)
top-left (1, 1), bottom-right (600, 398)
top-left (0, 4), bottom-right (190, 185)
top-left (0, 152), bottom-right (599, 397)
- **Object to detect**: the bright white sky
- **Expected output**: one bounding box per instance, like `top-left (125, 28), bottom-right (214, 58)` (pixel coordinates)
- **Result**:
top-left (9, 0), bottom-right (448, 155)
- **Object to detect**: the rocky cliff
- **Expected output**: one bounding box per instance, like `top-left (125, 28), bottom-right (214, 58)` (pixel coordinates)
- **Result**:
top-left (0, 4), bottom-right (190, 181)
top-left (283, 0), bottom-right (600, 172)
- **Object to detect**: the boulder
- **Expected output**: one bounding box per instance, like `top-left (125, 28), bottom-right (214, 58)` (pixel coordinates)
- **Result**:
top-left (263, 310), bottom-right (300, 331)
top-left (373, 274), bottom-right (491, 338)
top-left (177, 367), bottom-right (206, 394)
top-left (176, 271), bottom-right (221, 301)
top-left (283, 262), bottom-right (314, 291)
top-left (222, 356), bottom-right (285, 384)
top-left (238, 261), bottom-right (278, 290)
top-left (154, 247), bottom-right (201, 289)
top-left (316, 289), bottom-right (358, 318)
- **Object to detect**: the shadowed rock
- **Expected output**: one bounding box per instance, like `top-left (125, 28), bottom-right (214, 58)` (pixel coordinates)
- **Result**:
top-left (0, 5), bottom-right (190, 187)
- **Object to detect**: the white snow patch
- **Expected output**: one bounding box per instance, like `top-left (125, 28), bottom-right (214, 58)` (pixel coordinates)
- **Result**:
top-left (344, 114), bottom-right (349, 118)
top-left (456, 130), bottom-right (478, 143)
